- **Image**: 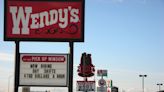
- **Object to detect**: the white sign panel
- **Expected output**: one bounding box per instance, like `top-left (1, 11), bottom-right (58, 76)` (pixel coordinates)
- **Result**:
top-left (22, 87), bottom-right (30, 92)
top-left (19, 53), bottom-right (68, 86)
top-left (97, 87), bottom-right (107, 92)
top-left (77, 81), bottom-right (95, 91)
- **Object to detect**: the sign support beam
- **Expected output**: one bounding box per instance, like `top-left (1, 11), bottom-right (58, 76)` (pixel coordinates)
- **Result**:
top-left (14, 41), bottom-right (20, 92)
top-left (69, 42), bottom-right (74, 92)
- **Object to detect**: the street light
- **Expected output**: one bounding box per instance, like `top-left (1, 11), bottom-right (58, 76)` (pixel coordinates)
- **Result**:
top-left (157, 83), bottom-right (163, 91)
top-left (139, 75), bottom-right (147, 92)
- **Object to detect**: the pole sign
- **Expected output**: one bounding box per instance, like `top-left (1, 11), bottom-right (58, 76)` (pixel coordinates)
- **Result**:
top-left (19, 53), bottom-right (68, 86)
top-left (97, 70), bottom-right (108, 76)
top-left (4, 0), bottom-right (84, 42)
top-left (76, 81), bottom-right (95, 91)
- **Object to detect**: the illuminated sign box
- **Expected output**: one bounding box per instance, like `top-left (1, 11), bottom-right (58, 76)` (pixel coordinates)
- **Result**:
top-left (4, 0), bottom-right (84, 42)
top-left (19, 53), bottom-right (68, 86)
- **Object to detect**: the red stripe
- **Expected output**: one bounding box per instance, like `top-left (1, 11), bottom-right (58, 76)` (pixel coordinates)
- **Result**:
top-left (22, 56), bottom-right (65, 62)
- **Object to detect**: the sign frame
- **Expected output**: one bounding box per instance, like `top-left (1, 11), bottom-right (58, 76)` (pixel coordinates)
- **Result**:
top-left (76, 81), bottom-right (95, 91)
top-left (97, 86), bottom-right (107, 92)
top-left (19, 53), bottom-right (69, 87)
top-left (97, 69), bottom-right (108, 77)
top-left (4, 0), bottom-right (85, 42)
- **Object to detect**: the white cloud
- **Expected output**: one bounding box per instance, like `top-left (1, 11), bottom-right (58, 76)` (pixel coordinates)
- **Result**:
top-left (0, 52), bottom-right (14, 62)
top-left (0, 52), bottom-right (14, 77)
top-left (0, 52), bottom-right (14, 92)
top-left (0, 88), bottom-right (5, 92)
top-left (0, 66), bottom-right (13, 75)
top-left (0, 66), bottom-right (14, 92)
top-left (126, 88), bottom-right (152, 92)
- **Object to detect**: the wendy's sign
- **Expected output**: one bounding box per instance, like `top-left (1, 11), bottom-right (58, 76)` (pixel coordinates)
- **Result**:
top-left (4, 0), bottom-right (84, 42)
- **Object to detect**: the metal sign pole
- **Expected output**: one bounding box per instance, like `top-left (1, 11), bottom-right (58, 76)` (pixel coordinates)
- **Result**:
top-left (14, 41), bottom-right (20, 92)
top-left (69, 42), bottom-right (74, 92)
top-left (84, 77), bottom-right (87, 92)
